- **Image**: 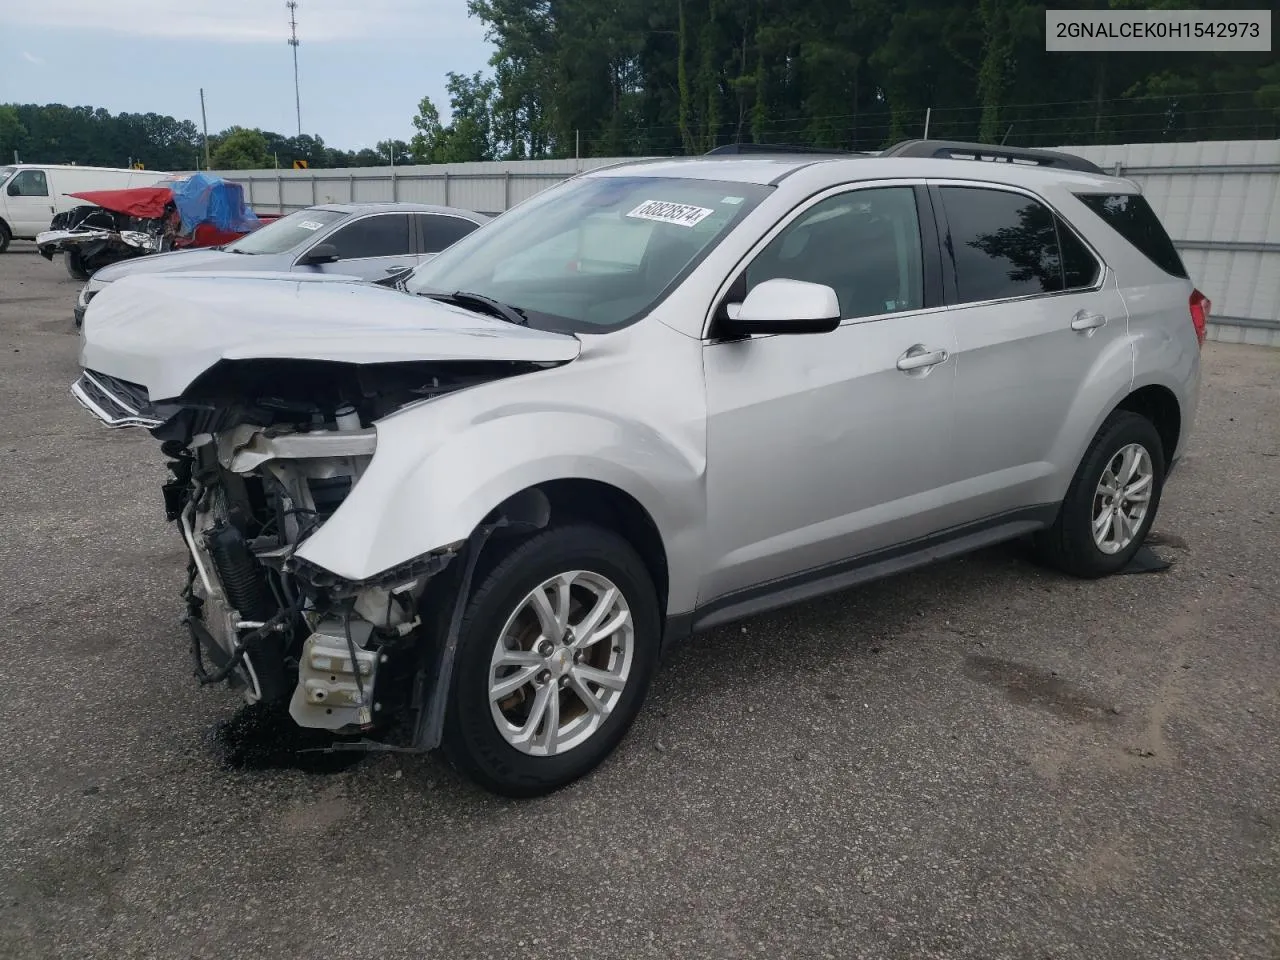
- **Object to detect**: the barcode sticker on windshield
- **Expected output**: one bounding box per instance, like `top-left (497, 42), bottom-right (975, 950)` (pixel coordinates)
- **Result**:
top-left (298, 220), bottom-right (325, 231)
top-left (627, 200), bottom-right (715, 228)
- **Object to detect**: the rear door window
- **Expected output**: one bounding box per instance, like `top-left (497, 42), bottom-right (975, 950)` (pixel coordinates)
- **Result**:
top-left (1075, 193), bottom-right (1187, 278)
top-left (1057, 219), bottom-right (1101, 289)
top-left (326, 213), bottom-right (414, 259)
top-left (416, 214), bottom-right (479, 253)
top-left (940, 186), bottom-right (1064, 303)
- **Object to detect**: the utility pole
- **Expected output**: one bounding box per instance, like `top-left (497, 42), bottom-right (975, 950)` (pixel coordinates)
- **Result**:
top-left (287, 2), bottom-right (302, 137)
top-left (200, 87), bottom-right (211, 169)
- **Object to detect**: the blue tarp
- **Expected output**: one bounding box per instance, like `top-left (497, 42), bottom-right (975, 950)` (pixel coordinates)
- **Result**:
top-left (169, 172), bottom-right (261, 233)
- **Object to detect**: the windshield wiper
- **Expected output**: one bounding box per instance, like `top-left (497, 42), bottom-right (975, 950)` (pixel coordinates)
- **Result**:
top-left (420, 290), bottom-right (529, 326)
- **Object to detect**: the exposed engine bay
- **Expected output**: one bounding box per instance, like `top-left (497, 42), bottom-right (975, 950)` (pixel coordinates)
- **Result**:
top-left (73, 356), bottom-right (552, 745)
top-left (38, 203), bottom-right (167, 275)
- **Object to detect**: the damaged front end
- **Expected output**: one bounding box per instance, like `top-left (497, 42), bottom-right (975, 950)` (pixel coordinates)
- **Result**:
top-left (72, 357), bottom-right (543, 745)
top-left (37, 205), bottom-right (165, 274)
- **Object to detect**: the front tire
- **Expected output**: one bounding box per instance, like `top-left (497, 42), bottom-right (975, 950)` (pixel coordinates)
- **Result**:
top-left (442, 524), bottom-right (660, 797)
top-left (64, 250), bottom-right (90, 280)
top-left (0, 221), bottom-right (11, 254)
top-left (1034, 410), bottom-right (1166, 578)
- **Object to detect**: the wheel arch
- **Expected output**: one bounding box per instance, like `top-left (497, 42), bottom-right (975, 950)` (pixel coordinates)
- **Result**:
top-left (1114, 383), bottom-right (1181, 464)
top-left (483, 479), bottom-right (671, 624)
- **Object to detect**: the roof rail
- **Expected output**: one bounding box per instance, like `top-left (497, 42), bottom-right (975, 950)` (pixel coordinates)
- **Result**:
top-left (880, 139), bottom-right (1104, 175)
top-left (703, 143), bottom-right (858, 157)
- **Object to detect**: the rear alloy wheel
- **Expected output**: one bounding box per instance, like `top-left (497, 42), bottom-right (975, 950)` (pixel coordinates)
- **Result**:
top-left (1034, 410), bottom-right (1166, 578)
top-left (443, 524), bottom-right (660, 797)
top-left (1091, 443), bottom-right (1154, 556)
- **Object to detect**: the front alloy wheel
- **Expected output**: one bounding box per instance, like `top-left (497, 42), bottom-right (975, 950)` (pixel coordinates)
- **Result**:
top-left (443, 524), bottom-right (660, 797)
top-left (489, 570), bottom-right (635, 757)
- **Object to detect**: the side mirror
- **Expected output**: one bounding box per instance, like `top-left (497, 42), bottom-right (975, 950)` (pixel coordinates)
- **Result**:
top-left (723, 278), bottom-right (841, 335)
top-left (298, 243), bottom-right (340, 265)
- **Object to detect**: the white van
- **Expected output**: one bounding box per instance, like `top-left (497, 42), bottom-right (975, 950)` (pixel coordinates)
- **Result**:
top-left (0, 164), bottom-right (172, 252)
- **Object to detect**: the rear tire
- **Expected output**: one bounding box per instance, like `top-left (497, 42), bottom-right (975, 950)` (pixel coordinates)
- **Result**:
top-left (0, 222), bottom-right (11, 254)
top-left (64, 250), bottom-right (90, 280)
top-left (442, 523), bottom-right (660, 797)
top-left (1034, 410), bottom-right (1166, 578)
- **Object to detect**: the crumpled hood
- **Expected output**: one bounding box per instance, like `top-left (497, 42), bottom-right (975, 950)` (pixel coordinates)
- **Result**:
top-left (79, 272), bottom-right (581, 401)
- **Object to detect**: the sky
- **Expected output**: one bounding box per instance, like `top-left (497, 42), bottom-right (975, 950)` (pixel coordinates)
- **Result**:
top-left (0, 0), bottom-right (494, 151)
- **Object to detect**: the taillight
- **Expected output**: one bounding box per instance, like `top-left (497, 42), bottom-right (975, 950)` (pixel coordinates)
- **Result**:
top-left (1189, 288), bottom-right (1210, 346)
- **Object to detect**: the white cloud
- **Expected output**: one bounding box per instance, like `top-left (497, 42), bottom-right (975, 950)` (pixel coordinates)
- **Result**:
top-left (22, 51), bottom-right (45, 64)
top-left (8, 0), bottom-right (486, 44)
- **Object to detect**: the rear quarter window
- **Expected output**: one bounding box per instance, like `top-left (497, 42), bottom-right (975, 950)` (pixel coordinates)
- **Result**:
top-left (1075, 193), bottom-right (1187, 279)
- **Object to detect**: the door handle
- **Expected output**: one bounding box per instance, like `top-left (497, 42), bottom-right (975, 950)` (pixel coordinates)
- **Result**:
top-left (896, 345), bottom-right (949, 372)
top-left (1070, 310), bottom-right (1107, 332)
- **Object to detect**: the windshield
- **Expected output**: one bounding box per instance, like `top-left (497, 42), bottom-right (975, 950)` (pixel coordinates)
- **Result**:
top-left (403, 175), bottom-right (771, 331)
top-left (0, 167), bottom-right (14, 188)
top-left (224, 207), bottom-right (344, 255)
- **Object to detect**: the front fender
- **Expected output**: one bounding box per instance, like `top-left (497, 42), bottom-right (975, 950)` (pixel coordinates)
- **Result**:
top-left (294, 400), bottom-right (707, 613)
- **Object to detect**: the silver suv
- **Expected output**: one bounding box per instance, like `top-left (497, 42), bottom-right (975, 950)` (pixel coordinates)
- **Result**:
top-left (72, 140), bottom-right (1205, 796)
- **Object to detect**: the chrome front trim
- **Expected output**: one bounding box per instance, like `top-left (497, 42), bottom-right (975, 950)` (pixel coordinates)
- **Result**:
top-left (69, 371), bottom-right (163, 429)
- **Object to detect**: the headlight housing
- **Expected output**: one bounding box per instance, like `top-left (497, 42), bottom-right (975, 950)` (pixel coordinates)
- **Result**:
top-left (78, 277), bottom-right (108, 308)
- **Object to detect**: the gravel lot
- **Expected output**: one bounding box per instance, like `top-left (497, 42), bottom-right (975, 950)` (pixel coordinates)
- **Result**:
top-left (1, 241), bottom-right (1277, 960)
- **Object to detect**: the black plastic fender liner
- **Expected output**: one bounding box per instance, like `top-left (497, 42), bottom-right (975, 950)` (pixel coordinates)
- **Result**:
top-left (410, 519), bottom-right (507, 751)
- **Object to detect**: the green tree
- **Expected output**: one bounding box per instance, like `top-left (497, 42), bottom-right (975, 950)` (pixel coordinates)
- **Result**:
top-left (210, 126), bottom-right (271, 169)
top-left (410, 97), bottom-right (445, 162)
top-left (437, 71), bottom-right (497, 161)
top-left (0, 105), bottom-right (28, 161)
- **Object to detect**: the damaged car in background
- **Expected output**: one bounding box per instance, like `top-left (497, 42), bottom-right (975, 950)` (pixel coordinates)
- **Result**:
top-left (37, 172), bottom-right (272, 280)
top-left (70, 201), bottom-right (487, 328)
top-left (70, 143), bottom-right (1203, 797)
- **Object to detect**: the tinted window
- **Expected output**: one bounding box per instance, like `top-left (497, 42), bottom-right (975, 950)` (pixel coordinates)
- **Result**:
top-left (745, 186), bottom-right (924, 320)
top-left (1057, 218), bottom-right (1100, 289)
top-left (8, 169), bottom-right (49, 197)
top-left (417, 214), bottom-right (479, 253)
top-left (1076, 193), bottom-right (1187, 278)
top-left (941, 187), bottom-right (1064, 302)
top-left (225, 208), bottom-right (344, 255)
top-left (327, 214), bottom-right (413, 259)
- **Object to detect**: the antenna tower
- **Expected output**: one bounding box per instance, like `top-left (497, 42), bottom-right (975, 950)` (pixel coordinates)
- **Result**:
top-left (287, 2), bottom-right (301, 137)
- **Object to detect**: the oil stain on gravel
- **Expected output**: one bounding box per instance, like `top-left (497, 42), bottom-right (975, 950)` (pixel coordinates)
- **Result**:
top-left (209, 701), bottom-right (366, 774)
top-left (964, 654), bottom-right (1121, 725)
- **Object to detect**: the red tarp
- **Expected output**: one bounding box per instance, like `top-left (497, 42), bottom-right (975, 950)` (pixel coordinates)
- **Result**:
top-left (68, 187), bottom-right (175, 219)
